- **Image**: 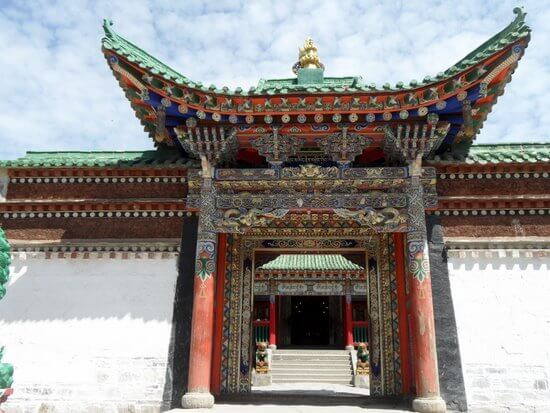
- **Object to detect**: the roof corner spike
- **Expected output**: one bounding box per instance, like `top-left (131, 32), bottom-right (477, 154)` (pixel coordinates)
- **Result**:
top-left (513, 6), bottom-right (527, 22)
top-left (102, 19), bottom-right (115, 37)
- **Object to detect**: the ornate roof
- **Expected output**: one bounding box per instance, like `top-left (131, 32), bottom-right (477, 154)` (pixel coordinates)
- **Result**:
top-left (258, 254), bottom-right (363, 271)
top-left (102, 9), bottom-right (529, 95)
top-left (101, 8), bottom-right (530, 162)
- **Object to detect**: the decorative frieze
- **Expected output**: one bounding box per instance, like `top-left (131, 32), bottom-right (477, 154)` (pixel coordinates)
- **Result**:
top-left (10, 240), bottom-right (181, 259)
top-left (446, 249), bottom-right (549, 259)
top-left (8, 176), bottom-right (186, 184)
top-left (213, 193), bottom-right (408, 210)
top-left (431, 209), bottom-right (549, 216)
top-left (1, 210), bottom-right (195, 219)
top-left (437, 172), bottom-right (548, 180)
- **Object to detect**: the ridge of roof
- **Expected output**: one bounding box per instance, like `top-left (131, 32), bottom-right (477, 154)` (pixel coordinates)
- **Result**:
top-left (101, 8), bottom-right (530, 96)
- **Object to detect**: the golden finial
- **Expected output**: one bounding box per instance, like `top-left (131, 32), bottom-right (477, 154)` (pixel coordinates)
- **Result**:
top-left (293, 38), bottom-right (324, 74)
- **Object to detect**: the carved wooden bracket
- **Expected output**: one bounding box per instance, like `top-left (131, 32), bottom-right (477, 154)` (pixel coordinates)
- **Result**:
top-left (383, 121), bottom-right (450, 162)
top-left (250, 127), bottom-right (305, 167)
top-left (316, 126), bottom-right (373, 166)
top-left (175, 126), bottom-right (237, 165)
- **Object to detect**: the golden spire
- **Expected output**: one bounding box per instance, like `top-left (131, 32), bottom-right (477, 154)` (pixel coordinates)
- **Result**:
top-left (293, 38), bottom-right (324, 74)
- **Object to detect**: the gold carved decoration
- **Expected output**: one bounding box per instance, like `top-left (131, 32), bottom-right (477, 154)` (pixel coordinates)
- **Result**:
top-left (218, 208), bottom-right (289, 233)
top-left (333, 207), bottom-right (404, 229)
top-left (293, 38), bottom-right (324, 74)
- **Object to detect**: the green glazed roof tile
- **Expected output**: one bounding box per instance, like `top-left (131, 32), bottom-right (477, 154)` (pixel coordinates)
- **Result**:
top-left (0, 149), bottom-right (199, 168)
top-left (1, 143), bottom-right (547, 169)
top-left (258, 254), bottom-right (363, 271)
top-left (432, 143), bottom-right (550, 164)
top-left (101, 8), bottom-right (530, 96)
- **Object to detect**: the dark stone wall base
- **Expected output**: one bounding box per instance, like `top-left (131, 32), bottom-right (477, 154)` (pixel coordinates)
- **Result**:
top-left (162, 216), bottom-right (198, 409)
top-left (427, 215), bottom-right (468, 412)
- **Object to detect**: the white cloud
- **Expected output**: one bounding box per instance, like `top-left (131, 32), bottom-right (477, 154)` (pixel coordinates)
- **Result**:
top-left (0, 0), bottom-right (548, 159)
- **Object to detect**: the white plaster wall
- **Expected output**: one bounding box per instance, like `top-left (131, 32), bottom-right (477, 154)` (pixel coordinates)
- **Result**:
top-left (0, 252), bottom-right (179, 413)
top-left (448, 249), bottom-right (550, 412)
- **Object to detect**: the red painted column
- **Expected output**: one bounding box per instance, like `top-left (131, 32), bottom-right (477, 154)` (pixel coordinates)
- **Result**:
top-left (182, 176), bottom-right (217, 409)
top-left (211, 233), bottom-right (227, 395)
top-left (394, 232), bottom-right (412, 396)
top-left (406, 166), bottom-right (445, 413)
top-left (269, 295), bottom-right (277, 348)
top-left (344, 294), bottom-right (354, 349)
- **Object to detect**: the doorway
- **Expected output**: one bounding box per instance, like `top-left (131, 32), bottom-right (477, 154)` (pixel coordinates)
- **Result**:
top-left (290, 296), bottom-right (330, 346)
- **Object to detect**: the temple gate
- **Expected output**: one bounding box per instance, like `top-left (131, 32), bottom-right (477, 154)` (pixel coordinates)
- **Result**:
top-left (97, 10), bottom-right (531, 412)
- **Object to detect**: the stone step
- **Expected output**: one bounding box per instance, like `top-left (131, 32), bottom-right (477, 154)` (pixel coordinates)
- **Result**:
top-left (271, 368), bottom-right (352, 375)
top-left (271, 377), bottom-right (353, 384)
top-left (271, 355), bottom-right (350, 362)
top-left (268, 349), bottom-right (353, 385)
top-left (271, 360), bottom-right (351, 368)
top-left (274, 349), bottom-right (350, 354)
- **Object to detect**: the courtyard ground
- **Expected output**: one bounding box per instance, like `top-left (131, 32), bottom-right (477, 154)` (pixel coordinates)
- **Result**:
top-left (169, 383), bottom-right (411, 412)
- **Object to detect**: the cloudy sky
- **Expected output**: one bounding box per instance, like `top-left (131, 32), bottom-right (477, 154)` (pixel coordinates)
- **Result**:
top-left (0, 1), bottom-right (548, 159)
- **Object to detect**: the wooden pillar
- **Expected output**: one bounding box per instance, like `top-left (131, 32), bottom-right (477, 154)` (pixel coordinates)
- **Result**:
top-left (269, 295), bottom-right (277, 349)
top-left (343, 294), bottom-right (354, 349)
top-left (211, 233), bottom-right (228, 395)
top-left (182, 175), bottom-right (217, 409)
top-left (394, 232), bottom-right (412, 396)
top-left (406, 163), bottom-right (446, 413)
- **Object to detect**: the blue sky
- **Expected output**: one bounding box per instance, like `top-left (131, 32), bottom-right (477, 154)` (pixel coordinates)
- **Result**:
top-left (0, 1), bottom-right (548, 159)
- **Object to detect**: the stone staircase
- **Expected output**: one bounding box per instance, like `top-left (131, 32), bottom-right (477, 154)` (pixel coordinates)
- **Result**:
top-left (270, 349), bottom-right (353, 385)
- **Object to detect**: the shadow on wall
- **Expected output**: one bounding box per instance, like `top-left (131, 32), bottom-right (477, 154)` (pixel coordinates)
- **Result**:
top-left (0, 254), bottom-right (179, 322)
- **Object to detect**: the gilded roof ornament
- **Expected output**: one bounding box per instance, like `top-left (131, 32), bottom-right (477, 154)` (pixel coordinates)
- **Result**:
top-left (292, 38), bottom-right (325, 74)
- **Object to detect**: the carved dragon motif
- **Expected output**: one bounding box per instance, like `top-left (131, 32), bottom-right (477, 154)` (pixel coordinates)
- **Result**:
top-left (333, 207), bottom-right (404, 229)
top-left (217, 208), bottom-right (289, 233)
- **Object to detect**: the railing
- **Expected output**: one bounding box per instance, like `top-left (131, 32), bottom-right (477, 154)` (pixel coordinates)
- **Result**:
top-left (352, 321), bottom-right (368, 345)
top-left (253, 320), bottom-right (270, 343)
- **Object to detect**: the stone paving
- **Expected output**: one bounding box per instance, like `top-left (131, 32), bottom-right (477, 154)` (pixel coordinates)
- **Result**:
top-left (168, 383), bottom-right (411, 412)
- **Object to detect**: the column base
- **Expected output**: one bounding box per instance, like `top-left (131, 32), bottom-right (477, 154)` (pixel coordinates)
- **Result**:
top-left (353, 374), bottom-right (369, 388)
top-left (268, 344), bottom-right (277, 350)
top-left (345, 345), bottom-right (355, 351)
top-left (412, 396), bottom-right (446, 413)
top-left (181, 392), bottom-right (215, 409)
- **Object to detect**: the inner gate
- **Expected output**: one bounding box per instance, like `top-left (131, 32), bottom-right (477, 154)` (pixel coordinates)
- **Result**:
top-left (214, 233), bottom-right (409, 397)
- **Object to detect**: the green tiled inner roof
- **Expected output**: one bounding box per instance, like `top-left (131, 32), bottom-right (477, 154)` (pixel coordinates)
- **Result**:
top-left (258, 254), bottom-right (363, 271)
top-left (433, 143), bottom-right (550, 164)
top-left (0, 149), bottom-right (198, 168)
top-left (101, 8), bottom-right (530, 95)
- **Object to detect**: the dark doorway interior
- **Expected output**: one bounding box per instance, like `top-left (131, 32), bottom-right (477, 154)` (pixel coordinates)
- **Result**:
top-left (290, 296), bottom-right (330, 346)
